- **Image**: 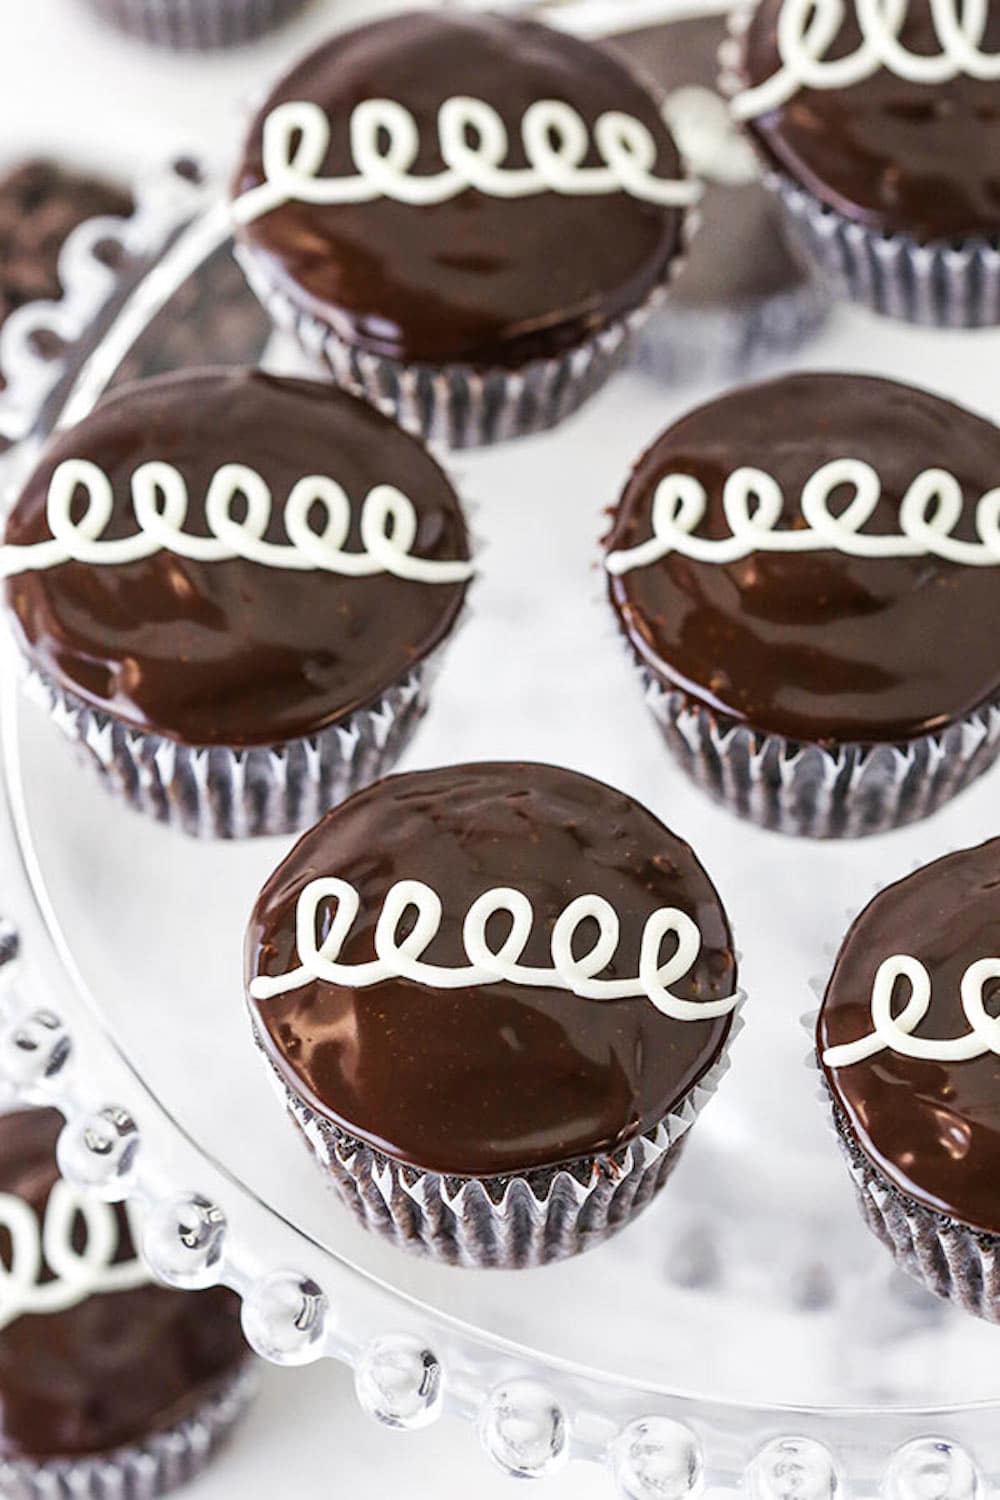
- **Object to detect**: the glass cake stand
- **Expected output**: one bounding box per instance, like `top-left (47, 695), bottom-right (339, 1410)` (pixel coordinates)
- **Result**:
top-left (2, 80), bottom-right (1000, 1500)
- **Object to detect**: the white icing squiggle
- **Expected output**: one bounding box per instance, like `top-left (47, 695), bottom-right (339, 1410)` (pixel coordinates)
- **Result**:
top-left (605, 461), bottom-right (1000, 574)
top-left (0, 460), bottom-right (474, 584)
top-left (822, 954), bottom-right (1000, 1067)
top-left (732, 0), bottom-right (1000, 121)
top-left (0, 1181), bottom-right (148, 1330)
top-left (664, 87), bottom-right (759, 187)
top-left (249, 877), bottom-right (740, 1022)
top-left (232, 96), bottom-right (700, 225)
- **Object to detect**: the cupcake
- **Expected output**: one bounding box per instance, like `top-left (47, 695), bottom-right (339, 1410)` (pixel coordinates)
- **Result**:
top-left (0, 1107), bottom-right (252, 1496)
top-left (245, 762), bottom-right (741, 1269)
top-left (722, 0), bottom-right (1000, 326)
top-left (230, 11), bottom-right (698, 448)
top-left (819, 841), bottom-right (1000, 1320)
top-left (77, 0), bottom-right (308, 50)
top-left (604, 372), bottom-right (1000, 838)
top-left (607, 13), bottom-right (829, 375)
top-left (2, 368), bottom-right (472, 838)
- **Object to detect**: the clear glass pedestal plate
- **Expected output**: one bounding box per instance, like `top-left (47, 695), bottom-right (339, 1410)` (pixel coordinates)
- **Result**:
top-left (2, 130), bottom-right (1000, 1500)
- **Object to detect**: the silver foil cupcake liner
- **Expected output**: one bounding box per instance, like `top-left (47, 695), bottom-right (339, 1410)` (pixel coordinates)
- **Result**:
top-left (717, 9), bottom-right (1000, 327)
top-left (824, 1087), bottom-right (1000, 1323)
top-left (253, 1012), bottom-right (742, 1270)
top-left (765, 174), bottom-right (1000, 329)
top-left (22, 653), bottom-right (436, 839)
top-left (80, 0), bottom-right (308, 49)
top-left (635, 274), bottom-right (830, 381)
top-left (634, 657), bottom-right (1000, 838)
top-left (0, 1361), bottom-right (257, 1500)
top-left (233, 200), bottom-right (698, 450)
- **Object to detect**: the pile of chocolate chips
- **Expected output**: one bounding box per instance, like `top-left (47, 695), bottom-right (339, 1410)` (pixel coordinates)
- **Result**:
top-left (0, 157), bottom-right (270, 437)
top-left (0, 160), bottom-right (133, 342)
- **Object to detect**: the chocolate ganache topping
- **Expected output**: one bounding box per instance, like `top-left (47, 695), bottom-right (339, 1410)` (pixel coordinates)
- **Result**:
top-left (736, 0), bottom-right (1000, 242)
top-left (231, 11), bottom-right (686, 369)
top-left (605, 373), bottom-right (1000, 746)
top-left (4, 368), bottom-right (470, 748)
top-left (819, 841), bottom-right (1000, 1235)
top-left (0, 1108), bottom-right (247, 1459)
top-left (246, 763), bottom-right (737, 1178)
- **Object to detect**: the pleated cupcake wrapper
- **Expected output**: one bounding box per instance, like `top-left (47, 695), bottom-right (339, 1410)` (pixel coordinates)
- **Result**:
top-left (636, 272), bottom-right (830, 381)
top-left (0, 1361), bottom-right (257, 1500)
top-left (717, 10), bottom-right (1000, 328)
top-left (233, 197), bottom-right (699, 450)
top-left (20, 651), bottom-right (437, 839)
top-left (631, 650), bottom-right (1000, 838)
top-left (764, 175), bottom-right (1000, 329)
top-left (80, 0), bottom-right (308, 48)
top-left (818, 1071), bottom-right (1000, 1323)
top-left (253, 1009), bottom-right (742, 1270)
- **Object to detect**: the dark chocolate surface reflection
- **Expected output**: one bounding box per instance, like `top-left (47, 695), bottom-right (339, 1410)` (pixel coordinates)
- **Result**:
top-left (233, 11), bottom-right (684, 367)
top-left (0, 1109), bottom-right (246, 1460)
top-left (740, 0), bottom-right (1000, 240)
top-left (819, 841), bottom-right (1000, 1234)
top-left (5, 369), bottom-right (469, 747)
top-left (606, 373), bottom-right (1000, 745)
top-left (247, 763), bottom-right (736, 1177)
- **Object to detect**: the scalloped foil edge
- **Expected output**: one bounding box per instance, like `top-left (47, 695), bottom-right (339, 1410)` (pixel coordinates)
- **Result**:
top-left (80, 0), bottom-right (309, 48)
top-left (19, 650), bottom-right (439, 839)
top-left (252, 1009), bottom-right (743, 1270)
top-left (623, 643), bottom-right (1000, 838)
top-left (819, 1074), bottom-right (1000, 1324)
top-left (763, 175), bottom-right (1000, 329)
top-left (717, 5), bottom-right (1000, 328)
top-left (0, 1360), bottom-right (257, 1500)
top-left (231, 194), bottom-right (699, 450)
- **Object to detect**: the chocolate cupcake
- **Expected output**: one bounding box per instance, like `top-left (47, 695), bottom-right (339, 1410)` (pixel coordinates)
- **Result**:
top-left (3, 368), bottom-right (472, 838)
top-left (722, 0), bottom-right (1000, 325)
top-left (78, 0), bottom-right (308, 50)
top-left (0, 1107), bottom-right (252, 1496)
top-left (607, 13), bottom-right (828, 374)
top-left (230, 11), bottom-right (698, 448)
top-left (819, 841), bottom-right (1000, 1320)
top-left (245, 762), bottom-right (741, 1269)
top-left (604, 372), bottom-right (1000, 837)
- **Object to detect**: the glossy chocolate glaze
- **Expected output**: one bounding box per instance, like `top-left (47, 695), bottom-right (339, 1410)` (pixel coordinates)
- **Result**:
top-left (819, 841), bottom-right (1000, 1235)
top-left (609, 15), bottom-right (810, 306)
top-left (246, 763), bottom-right (736, 1178)
top-left (605, 373), bottom-right (1000, 746)
top-left (232, 11), bottom-right (684, 368)
top-left (0, 1108), bottom-right (247, 1460)
top-left (5, 368), bottom-right (469, 748)
top-left (740, 0), bottom-right (1000, 241)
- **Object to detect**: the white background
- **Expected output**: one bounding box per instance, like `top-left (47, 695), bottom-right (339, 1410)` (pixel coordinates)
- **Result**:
top-left (0, 0), bottom-right (609, 1493)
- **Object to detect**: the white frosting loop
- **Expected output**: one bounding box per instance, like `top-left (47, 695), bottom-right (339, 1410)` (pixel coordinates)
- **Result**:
top-left (0, 459), bottom-right (474, 585)
top-left (732, 0), bottom-right (1000, 120)
top-left (231, 96), bottom-right (700, 225)
top-left (250, 877), bottom-right (740, 1022)
top-left (605, 460), bottom-right (1000, 574)
top-left (823, 953), bottom-right (1000, 1066)
top-left (0, 1181), bottom-right (148, 1331)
